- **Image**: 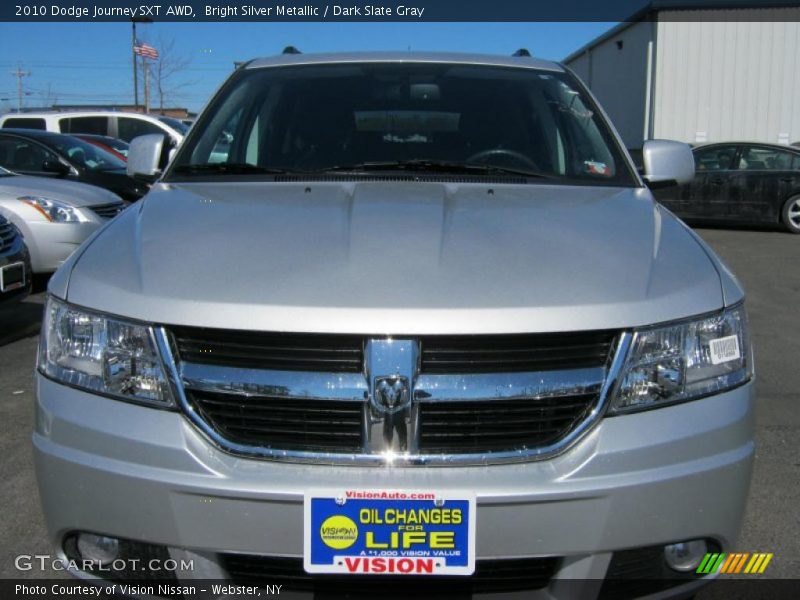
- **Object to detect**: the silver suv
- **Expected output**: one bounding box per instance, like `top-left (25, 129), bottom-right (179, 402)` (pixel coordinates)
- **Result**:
top-left (35, 52), bottom-right (754, 598)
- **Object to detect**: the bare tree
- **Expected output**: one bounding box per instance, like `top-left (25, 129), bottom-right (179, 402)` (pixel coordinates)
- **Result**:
top-left (152, 34), bottom-right (194, 112)
top-left (41, 83), bottom-right (59, 108)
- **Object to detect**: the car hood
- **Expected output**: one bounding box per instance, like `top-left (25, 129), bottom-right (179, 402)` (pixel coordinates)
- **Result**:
top-left (64, 181), bottom-right (725, 334)
top-left (0, 174), bottom-right (122, 207)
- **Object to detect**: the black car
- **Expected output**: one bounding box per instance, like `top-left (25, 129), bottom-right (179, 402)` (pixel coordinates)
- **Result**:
top-left (0, 213), bottom-right (31, 306)
top-left (0, 130), bottom-right (148, 202)
top-left (655, 142), bottom-right (800, 233)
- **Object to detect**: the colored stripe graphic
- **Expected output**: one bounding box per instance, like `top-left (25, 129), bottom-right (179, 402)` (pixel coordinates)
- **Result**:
top-left (697, 553), bottom-right (726, 574)
top-left (697, 552), bottom-right (773, 574)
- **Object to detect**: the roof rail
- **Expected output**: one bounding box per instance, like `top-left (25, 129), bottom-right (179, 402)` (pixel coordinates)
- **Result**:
top-left (282, 46), bottom-right (302, 55)
top-left (512, 48), bottom-right (532, 57)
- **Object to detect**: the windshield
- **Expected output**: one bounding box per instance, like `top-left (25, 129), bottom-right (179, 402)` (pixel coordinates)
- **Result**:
top-left (170, 63), bottom-right (635, 186)
top-left (50, 136), bottom-right (127, 171)
top-left (0, 165), bottom-right (13, 177)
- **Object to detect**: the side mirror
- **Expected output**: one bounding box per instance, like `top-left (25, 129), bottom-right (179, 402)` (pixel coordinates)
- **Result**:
top-left (42, 159), bottom-right (70, 176)
top-left (127, 134), bottom-right (167, 181)
top-left (642, 140), bottom-right (695, 189)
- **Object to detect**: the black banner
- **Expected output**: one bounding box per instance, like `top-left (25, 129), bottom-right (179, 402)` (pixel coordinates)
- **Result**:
top-left (3, 0), bottom-right (800, 23)
top-left (4, 579), bottom-right (800, 599)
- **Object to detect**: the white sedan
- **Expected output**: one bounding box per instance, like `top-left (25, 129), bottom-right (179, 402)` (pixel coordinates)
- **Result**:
top-left (0, 166), bottom-right (127, 273)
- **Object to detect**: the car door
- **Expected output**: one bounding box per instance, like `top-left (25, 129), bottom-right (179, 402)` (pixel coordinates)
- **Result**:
top-left (734, 145), bottom-right (800, 223)
top-left (0, 135), bottom-right (67, 178)
top-left (687, 144), bottom-right (741, 220)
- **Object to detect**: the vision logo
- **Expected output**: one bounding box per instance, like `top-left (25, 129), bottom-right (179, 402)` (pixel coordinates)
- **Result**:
top-left (696, 552), bottom-right (773, 574)
top-left (319, 515), bottom-right (358, 550)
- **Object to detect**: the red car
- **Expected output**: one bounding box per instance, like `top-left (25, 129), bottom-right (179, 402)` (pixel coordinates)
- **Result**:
top-left (74, 134), bottom-right (129, 161)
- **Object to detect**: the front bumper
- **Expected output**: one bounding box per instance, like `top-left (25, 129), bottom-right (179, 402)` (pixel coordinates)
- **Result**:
top-left (33, 374), bottom-right (755, 598)
top-left (23, 220), bottom-right (101, 273)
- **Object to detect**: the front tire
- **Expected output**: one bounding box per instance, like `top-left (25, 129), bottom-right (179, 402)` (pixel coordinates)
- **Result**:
top-left (781, 195), bottom-right (800, 233)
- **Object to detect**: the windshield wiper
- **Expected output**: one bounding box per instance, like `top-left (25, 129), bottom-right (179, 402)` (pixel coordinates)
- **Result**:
top-left (172, 163), bottom-right (292, 176)
top-left (320, 160), bottom-right (552, 179)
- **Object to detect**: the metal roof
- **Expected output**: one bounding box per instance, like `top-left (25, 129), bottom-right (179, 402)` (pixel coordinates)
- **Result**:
top-left (563, 0), bottom-right (800, 64)
top-left (245, 51), bottom-right (565, 72)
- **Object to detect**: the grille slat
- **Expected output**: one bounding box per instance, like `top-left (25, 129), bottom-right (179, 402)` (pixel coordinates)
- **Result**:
top-left (418, 395), bottom-right (596, 454)
top-left (188, 391), bottom-right (364, 452)
top-left (421, 331), bottom-right (616, 373)
top-left (223, 554), bottom-right (558, 594)
top-left (89, 202), bottom-right (126, 219)
top-left (173, 327), bottom-right (364, 372)
top-left (0, 221), bottom-right (18, 253)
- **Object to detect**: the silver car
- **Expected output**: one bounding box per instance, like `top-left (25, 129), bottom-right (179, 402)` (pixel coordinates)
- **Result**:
top-left (34, 53), bottom-right (754, 598)
top-left (0, 166), bottom-right (126, 273)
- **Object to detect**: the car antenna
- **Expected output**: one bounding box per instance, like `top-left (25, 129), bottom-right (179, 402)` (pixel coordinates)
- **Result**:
top-left (282, 46), bottom-right (302, 55)
top-left (513, 48), bottom-right (532, 57)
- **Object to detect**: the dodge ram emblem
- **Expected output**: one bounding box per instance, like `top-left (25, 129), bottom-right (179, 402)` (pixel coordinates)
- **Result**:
top-left (373, 376), bottom-right (410, 414)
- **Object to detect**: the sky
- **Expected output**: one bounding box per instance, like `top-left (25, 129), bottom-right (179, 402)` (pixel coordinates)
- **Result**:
top-left (0, 22), bottom-right (616, 114)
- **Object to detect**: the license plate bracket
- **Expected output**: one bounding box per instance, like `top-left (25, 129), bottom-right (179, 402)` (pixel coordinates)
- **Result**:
top-left (305, 490), bottom-right (475, 576)
top-left (0, 262), bottom-right (26, 292)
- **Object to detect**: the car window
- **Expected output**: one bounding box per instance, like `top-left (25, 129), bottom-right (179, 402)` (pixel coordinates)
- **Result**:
top-left (175, 63), bottom-right (635, 186)
top-left (48, 136), bottom-right (126, 171)
top-left (157, 116), bottom-right (189, 135)
top-left (693, 145), bottom-right (738, 171)
top-left (60, 116), bottom-right (110, 136)
top-left (0, 137), bottom-right (57, 172)
top-left (739, 146), bottom-right (798, 171)
top-left (117, 117), bottom-right (165, 143)
top-left (2, 118), bottom-right (46, 130)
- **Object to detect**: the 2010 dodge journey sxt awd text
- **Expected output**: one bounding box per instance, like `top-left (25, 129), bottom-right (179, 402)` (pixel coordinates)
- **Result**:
top-left (34, 51), bottom-right (754, 599)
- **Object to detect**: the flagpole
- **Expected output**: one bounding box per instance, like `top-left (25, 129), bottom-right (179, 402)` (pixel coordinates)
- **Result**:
top-left (131, 19), bottom-right (138, 111)
top-left (130, 16), bottom-right (153, 113)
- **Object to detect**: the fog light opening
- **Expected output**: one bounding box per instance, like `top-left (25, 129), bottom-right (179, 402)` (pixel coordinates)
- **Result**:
top-left (664, 539), bottom-right (708, 572)
top-left (76, 533), bottom-right (120, 565)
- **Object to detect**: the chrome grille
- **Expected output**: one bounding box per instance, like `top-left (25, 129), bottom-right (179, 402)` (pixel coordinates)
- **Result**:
top-left (160, 327), bottom-right (629, 465)
top-left (89, 202), bottom-right (126, 219)
top-left (0, 218), bottom-right (18, 254)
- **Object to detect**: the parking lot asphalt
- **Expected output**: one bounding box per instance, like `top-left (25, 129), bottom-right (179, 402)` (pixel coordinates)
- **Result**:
top-left (0, 227), bottom-right (797, 586)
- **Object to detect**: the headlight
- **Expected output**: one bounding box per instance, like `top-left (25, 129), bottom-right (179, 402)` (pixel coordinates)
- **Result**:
top-left (38, 296), bottom-right (174, 407)
top-left (609, 304), bottom-right (752, 414)
top-left (19, 196), bottom-right (89, 223)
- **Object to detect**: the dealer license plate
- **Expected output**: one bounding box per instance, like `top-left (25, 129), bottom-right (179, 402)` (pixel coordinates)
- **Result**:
top-left (305, 490), bottom-right (475, 575)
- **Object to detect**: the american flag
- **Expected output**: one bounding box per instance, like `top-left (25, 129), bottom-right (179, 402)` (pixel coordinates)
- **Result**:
top-left (133, 40), bottom-right (159, 60)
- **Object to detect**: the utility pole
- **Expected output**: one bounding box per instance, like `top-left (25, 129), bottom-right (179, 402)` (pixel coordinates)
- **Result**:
top-left (10, 65), bottom-right (30, 112)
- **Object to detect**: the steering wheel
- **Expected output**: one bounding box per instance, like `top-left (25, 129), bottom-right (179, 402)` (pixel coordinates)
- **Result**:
top-left (466, 148), bottom-right (539, 171)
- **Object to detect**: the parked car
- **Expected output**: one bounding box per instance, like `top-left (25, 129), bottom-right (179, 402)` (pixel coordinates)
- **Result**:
top-left (36, 52), bottom-right (753, 598)
top-left (0, 165), bottom-right (126, 273)
top-left (0, 212), bottom-right (30, 305)
top-left (654, 142), bottom-right (800, 233)
top-left (75, 134), bottom-right (129, 161)
top-left (0, 110), bottom-right (184, 146)
top-left (0, 129), bottom-right (148, 201)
